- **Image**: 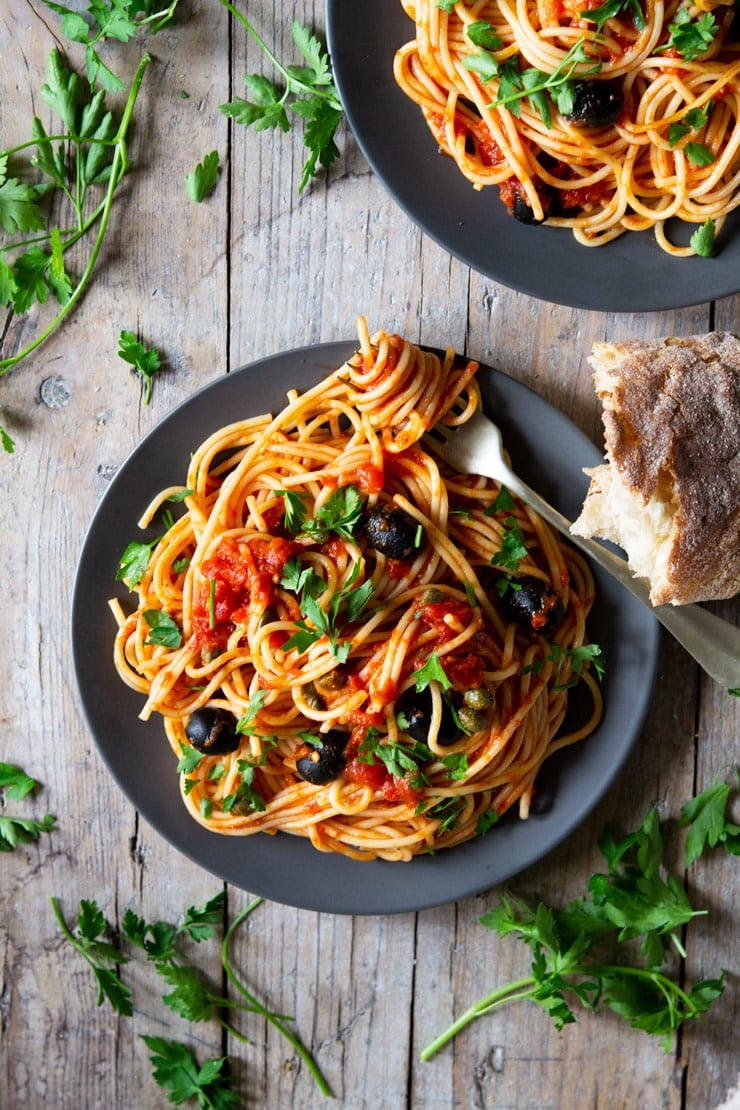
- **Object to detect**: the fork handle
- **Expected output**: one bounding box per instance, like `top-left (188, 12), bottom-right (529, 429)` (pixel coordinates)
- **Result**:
top-left (506, 474), bottom-right (740, 689)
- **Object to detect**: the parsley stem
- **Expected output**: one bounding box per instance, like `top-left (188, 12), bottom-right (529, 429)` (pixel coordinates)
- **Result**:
top-left (420, 976), bottom-right (535, 1060)
top-left (1, 134), bottom-right (119, 158)
top-left (221, 898), bottom-right (333, 1098)
top-left (216, 0), bottom-right (340, 107)
top-left (0, 53), bottom-right (151, 376)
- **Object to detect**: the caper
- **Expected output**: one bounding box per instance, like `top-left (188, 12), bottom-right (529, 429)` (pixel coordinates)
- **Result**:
top-left (457, 706), bottom-right (488, 735)
top-left (316, 670), bottom-right (347, 691)
top-left (420, 587), bottom-right (446, 605)
top-left (302, 683), bottom-right (325, 711)
top-left (462, 686), bottom-right (493, 711)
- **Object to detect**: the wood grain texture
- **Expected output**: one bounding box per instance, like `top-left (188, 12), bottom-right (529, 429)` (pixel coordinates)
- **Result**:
top-left (1, 1), bottom-right (738, 1108)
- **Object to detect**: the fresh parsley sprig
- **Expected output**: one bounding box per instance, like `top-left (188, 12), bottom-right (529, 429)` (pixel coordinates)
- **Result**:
top-left (421, 805), bottom-right (725, 1061)
top-left (659, 7), bottom-right (719, 61)
top-left (218, 1), bottom-right (343, 192)
top-left (42, 1), bottom-right (182, 90)
top-left (278, 485), bottom-right (366, 541)
top-left (53, 891), bottom-right (332, 1098)
top-left (490, 516), bottom-right (528, 572)
top-left (490, 39), bottom-right (602, 127)
top-left (0, 49), bottom-right (151, 381)
top-left (281, 554), bottom-right (374, 662)
top-left (117, 329), bottom-right (164, 404)
top-left (690, 218), bottom-right (716, 257)
top-left (51, 897), bottom-right (134, 1015)
top-left (358, 728), bottom-right (434, 786)
top-left (0, 763), bottom-right (56, 852)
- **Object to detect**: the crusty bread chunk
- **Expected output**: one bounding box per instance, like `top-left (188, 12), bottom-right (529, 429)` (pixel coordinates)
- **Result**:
top-left (571, 332), bottom-right (740, 606)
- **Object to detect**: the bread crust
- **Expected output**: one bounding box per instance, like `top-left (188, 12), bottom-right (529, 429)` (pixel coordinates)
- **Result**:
top-left (577, 332), bottom-right (740, 605)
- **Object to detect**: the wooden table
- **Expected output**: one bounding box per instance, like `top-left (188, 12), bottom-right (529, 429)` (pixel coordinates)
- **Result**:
top-left (1, 2), bottom-right (738, 1107)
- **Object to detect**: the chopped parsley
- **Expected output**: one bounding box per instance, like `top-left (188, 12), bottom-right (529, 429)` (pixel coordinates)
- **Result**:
top-left (281, 555), bottom-right (374, 661)
top-left (491, 517), bottom-right (527, 573)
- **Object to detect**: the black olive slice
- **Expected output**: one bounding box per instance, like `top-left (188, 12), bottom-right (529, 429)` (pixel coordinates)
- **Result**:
top-left (499, 576), bottom-right (565, 636)
top-left (564, 81), bottom-right (623, 128)
top-left (396, 686), bottom-right (461, 747)
top-left (185, 707), bottom-right (240, 755)
top-left (295, 729), bottom-right (349, 786)
top-left (364, 504), bottom-right (423, 560)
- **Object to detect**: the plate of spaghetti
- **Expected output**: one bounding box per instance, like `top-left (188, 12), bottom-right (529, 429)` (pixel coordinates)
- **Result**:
top-left (325, 0), bottom-right (740, 311)
top-left (72, 323), bottom-right (659, 914)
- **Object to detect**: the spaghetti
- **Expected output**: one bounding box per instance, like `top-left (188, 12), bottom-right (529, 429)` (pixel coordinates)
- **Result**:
top-left (394, 0), bottom-right (740, 253)
top-left (110, 321), bottom-right (603, 862)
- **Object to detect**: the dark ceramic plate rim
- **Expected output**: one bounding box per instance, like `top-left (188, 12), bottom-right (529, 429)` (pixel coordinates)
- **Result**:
top-left (325, 0), bottom-right (740, 313)
top-left (72, 341), bottom-right (660, 915)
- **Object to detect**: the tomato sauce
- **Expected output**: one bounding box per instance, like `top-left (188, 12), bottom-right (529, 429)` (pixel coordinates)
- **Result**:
top-left (442, 652), bottom-right (485, 690)
top-left (415, 598), bottom-right (475, 642)
top-left (344, 757), bottom-right (420, 804)
top-left (350, 462), bottom-right (385, 494)
top-left (192, 536), bottom-right (299, 650)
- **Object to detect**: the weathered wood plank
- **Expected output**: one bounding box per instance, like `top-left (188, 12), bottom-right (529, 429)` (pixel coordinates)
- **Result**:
top-left (1, 0), bottom-right (738, 1107)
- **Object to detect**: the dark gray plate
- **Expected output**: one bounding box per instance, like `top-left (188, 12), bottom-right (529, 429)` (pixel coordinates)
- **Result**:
top-left (325, 0), bottom-right (740, 312)
top-left (72, 342), bottom-right (660, 915)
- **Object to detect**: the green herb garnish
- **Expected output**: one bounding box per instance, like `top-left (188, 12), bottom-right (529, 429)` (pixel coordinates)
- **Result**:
top-left (218, 3), bottom-right (343, 192)
top-left (185, 150), bottom-right (221, 203)
top-left (421, 805), bottom-right (725, 1061)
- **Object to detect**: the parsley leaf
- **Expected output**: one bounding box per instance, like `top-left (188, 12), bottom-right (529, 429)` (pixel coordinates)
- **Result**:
top-left (176, 744), bottom-right (204, 777)
top-left (0, 762), bottom-right (40, 801)
top-left (660, 8), bottom-right (718, 60)
top-left (218, 6), bottom-right (343, 192)
top-left (484, 485), bottom-right (515, 516)
top-left (0, 763), bottom-right (55, 852)
top-left (143, 609), bottom-right (183, 648)
top-left (141, 1036), bottom-right (240, 1109)
top-left (684, 143), bottom-right (715, 167)
top-left (476, 807), bottom-right (499, 835)
top-left (429, 796), bottom-right (467, 833)
top-left (467, 21), bottom-right (503, 51)
top-left (0, 812), bottom-right (56, 852)
top-left (359, 730), bottom-right (433, 783)
top-left (282, 556), bottom-right (373, 660)
top-left (185, 150), bottom-right (221, 202)
top-left (690, 218), bottom-right (716, 257)
top-left (116, 536), bottom-right (159, 587)
top-left (491, 516), bottom-right (528, 572)
top-left (414, 651), bottom-right (453, 692)
top-left (677, 767), bottom-right (740, 865)
top-left (0, 167), bottom-right (44, 235)
top-left (579, 0), bottom-right (646, 33)
top-left (279, 485), bottom-right (365, 541)
top-left (668, 104), bottom-right (711, 148)
top-left (118, 329), bottom-right (164, 404)
top-left (277, 489), bottom-right (309, 531)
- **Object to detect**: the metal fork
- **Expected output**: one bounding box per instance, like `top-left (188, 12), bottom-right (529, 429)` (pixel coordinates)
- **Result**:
top-left (424, 408), bottom-right (740, 688)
